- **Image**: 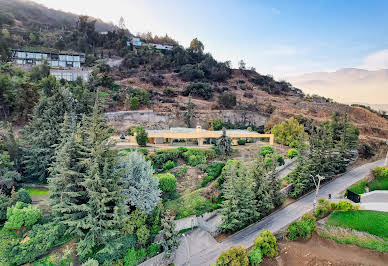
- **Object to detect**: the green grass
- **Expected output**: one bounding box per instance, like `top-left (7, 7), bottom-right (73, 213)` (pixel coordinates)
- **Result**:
top-left (368, 177), bottom-right (388, 191)
top-left (319, 230), bottom-right (388, 252)
top-left (326, 210), bottom-right (388, 239)
top-left (178, 226), bottom-right (198, 234)
top-left (24, 187), bottom-right (49, 196)
top-left (347, 180), bottom-right (368, 194)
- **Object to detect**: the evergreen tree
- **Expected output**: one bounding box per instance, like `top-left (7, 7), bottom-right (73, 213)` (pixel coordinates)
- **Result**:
top-left (119, 151), bottom-right (161, 214)
top-left (248, 156), bottom-right (274, 218)
top-left (219, 161), bottom-right (258, 232)
top-left (266, 156), bottom-right (285, 208)
top-left (216, 128), bottom-right (232, 156)
top-left (22, 76), bottom-right (75, 183)
top-left (76, 101), bottom-right (124, 260)
top-left (48, 113), bottom-right (89, 237)
top-left (158, 209), bottom-right (179, 257)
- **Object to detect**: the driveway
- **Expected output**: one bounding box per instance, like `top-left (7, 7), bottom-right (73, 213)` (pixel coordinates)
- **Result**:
top-left (360, 190), bottom-right (388, 212)
top-left (184, 159), bottom-right (385, 266)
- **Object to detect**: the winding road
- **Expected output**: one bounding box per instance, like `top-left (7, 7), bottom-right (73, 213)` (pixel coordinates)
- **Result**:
top-left (185, 159), bottom-right (385, 266)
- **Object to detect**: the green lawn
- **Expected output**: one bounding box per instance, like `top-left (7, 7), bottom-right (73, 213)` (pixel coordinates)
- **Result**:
top-left (368, 177), bottom-right (388, 191)
top-left (24, 187), bottom-right (50, 196)
top-left (326, 210), bottom-right (388, 239)
top-left (347, 180), bottom-right (368, 194)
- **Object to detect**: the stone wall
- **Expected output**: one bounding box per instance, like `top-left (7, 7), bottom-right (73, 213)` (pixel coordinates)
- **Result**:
top-left (105, 110), bottom-right (268, 132)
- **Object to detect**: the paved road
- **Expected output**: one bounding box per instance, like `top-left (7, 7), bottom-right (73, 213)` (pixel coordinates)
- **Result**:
top-left (187, 159), bottom-right (385, 266)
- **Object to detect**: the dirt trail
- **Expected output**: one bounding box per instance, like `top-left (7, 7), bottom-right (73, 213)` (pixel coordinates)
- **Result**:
top-left (261, 233), bottom-right (388, 266)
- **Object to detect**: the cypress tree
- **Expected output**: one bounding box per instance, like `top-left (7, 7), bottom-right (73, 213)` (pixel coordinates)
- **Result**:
top-left (219, 161), bottom-right (258, 232)
top-left (48, 113), bottom-right (89, 237)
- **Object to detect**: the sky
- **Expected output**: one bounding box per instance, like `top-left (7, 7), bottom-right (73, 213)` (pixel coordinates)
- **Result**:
top-left (33, 0), bottom-right (388, 79)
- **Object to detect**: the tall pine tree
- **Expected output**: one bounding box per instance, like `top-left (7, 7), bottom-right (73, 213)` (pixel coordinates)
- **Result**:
top-left (219, 161), bottom-right (258, 232)
top-left (48, 113), bottom-right (89, 237)
top-left (22, 76), bottom-right (75, 183)
top-left (76, 100), bottom-right (125, 260)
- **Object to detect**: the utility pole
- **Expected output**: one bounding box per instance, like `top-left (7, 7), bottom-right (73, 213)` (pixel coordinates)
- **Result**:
top-left (312, 174), bottom-right (325, 210)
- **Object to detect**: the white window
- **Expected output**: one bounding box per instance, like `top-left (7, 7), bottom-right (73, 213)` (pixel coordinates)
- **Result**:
top-left (27, 53), bottom-right (34, 59)
top-left (51, 60), bottom-right (59, 67)
top-left (67, 55), bottom-right (73, 61)
top-left (42, 53), bottom-right (48, 59)
top-left (16, 59), bottom-right (24, 65)
top-left (59, 55), bottom-right (67, 61)
top-left (73, 62), bottom-right (80, 68)
top-left (35, 61), bottom-right (42, 65)
top-left (35, 53), bottom-right (42, 59)
top-left (73, 56), bottom-right (80, 62)
top-left (17, 52), bottom-right (26, 58)
top-left (59, 61), bottom-right (66, 67)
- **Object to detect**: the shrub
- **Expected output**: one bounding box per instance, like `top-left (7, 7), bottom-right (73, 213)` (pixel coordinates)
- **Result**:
top-left (331, 200), bottom-right (359, 211)
top-left (175, 164), bottom-right (188, 177)
top-left (216, 245), bottom-right (249, 266)
top-left (147, 243), bottom-right (161, 258)
top-left (136, 127), bottom-right (148, 147)
top-left (4, 202), bottom-right (42, 230)
top-left (93, 234), bottom-right (137, 263)
top-left (82, 259), bottom-right (99, 266)
top-left (17, 188), bottom-right (32, 204)
top-left (124, 248), bottom-right (147, 266)
top-left (163, 87), bottom-right (177, 97)
top-left (156, 173), bottom-right (177, 193)
top-left (372, 166), bottom-right (388, 179)
top-left (259, 145), bottom-right (274, 156)
top-left (218, 92), bottom-right (237, 109)
top-left (182, 148), bottom-right (207, 166)
top-left (162, 160), bottom-right (177, 171)
top-left (200, 162), bottom-right (225, 187)
top-left (314, 198), bottom-right (331, 218)
top-left (188, 154), bottom-right (206, 166)
top-left (248, 246), bottom-right (262, 266)
top-left (130, 96), bottom-right (140, 110)
top-left (275, 153), bottom-right (285, 166)
top-left (286, 148), bottom-right (299, 159)
top-left (253, 230), bottom-right (277, 258)
top-left (179, 64), bottom-right (205, 81)
top-left (237, 139), bottom-right (246, 145)
top-left (288, 214), bottom-right (316, 240)
top-left (182, 82), bottom-right (213, 100)
top-left (347, 180), bottom-right (368, 194)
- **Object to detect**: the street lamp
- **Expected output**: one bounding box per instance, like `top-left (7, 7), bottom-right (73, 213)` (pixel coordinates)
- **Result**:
top-left (312, 174), bottom-right (325, 210)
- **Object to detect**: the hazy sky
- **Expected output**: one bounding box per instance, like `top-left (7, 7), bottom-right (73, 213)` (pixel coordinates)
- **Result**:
top-left (34, 0), bottom-right (388, 78)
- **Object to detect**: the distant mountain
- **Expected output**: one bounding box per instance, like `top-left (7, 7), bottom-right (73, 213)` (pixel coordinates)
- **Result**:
top-left (286, 68), bottom-right (388, 105)
top-left (0, 0), bottom-right (116, 32)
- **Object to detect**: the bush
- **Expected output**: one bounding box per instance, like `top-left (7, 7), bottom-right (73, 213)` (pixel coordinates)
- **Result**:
top-left (248, 246), bottom-right (262, 266)
top-left (4, 202), bottom-right (42, 230)
top-left (372, 166), bottom-right (388, 179)
top-left (237, 139), bottom-right (246, 145)
top-left (314, 198), bottom-right (331, 218)
top-left (253, 230), bottom-right (277, 258)
top-left (188, 154), bottom-right (206, 166)
top-left (218, 92), bottom-right (236, 109)
top-left (182, 82), bottom-right (213, 100)
top-left (162, 160), bottom-right (177, 171)
top-left (124, 248), bottom-right (147, 266)
top-left (182, 148), bottom-right (207, 166)
top-left (136, 127), bottom-right (148, 147)
top-left (216, 245), bottom-right (249, 266)
top-left (275, 153), bottom-right (285, 166)
top-left (288, 213), bottom-right (316, 240)
top-left (331, 200), bottom-right (359, 211)
top-left (147, 243), bottom-right (161, 258)
top-left (259, 145), bottom-right (274, 156)
top-left (347, 180), bottom-right (368, 194)
top-left (179, 64), bottom-right (205, 81)
top-left (286, 148), bottom-right (299, 159)
top-left (130, 96), bottom-right (140, 110)
top-left (17, 188), bottom-right (32, 204)
top-left (200, 162), bottom-right (225, 187)
top-left (82, 259), bottom-right (99, 266)
top-left (156, 173), bottom-right (177, 193)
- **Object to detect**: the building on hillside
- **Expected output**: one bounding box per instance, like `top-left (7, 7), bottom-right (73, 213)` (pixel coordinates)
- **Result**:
top-left (11, 48), bottom-right (91, 81)
top-left (127, 37), bottom-right (174, 51)
top-left (120, 126), bottom-right (274, 146)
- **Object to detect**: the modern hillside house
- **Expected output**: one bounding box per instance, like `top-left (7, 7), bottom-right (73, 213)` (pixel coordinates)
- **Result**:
top-left (11, 48), bottom-right (91, 81)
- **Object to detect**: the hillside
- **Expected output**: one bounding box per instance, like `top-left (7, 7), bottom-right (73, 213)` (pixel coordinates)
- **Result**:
top-left (0, 0), bottom-right (115, 32)
top-left (286, 68), bottom-right (388, 105)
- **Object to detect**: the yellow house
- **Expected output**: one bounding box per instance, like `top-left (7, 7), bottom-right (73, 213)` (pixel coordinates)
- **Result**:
top-left (145, 126), bottom-right (274, 146)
